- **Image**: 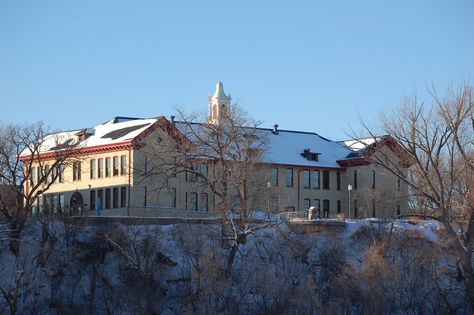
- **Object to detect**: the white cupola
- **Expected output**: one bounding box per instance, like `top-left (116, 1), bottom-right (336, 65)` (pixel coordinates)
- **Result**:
top-left (208, 81), bottom-right (231, 123)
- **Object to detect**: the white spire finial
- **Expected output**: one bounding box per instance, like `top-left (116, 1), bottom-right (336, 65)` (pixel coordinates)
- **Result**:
top-left (213, 81), bottom-right (227, 98)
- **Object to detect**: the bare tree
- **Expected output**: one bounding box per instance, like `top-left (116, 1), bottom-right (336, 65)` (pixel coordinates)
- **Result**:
top-left (143, 104), bottom-right (279, 275)
top-left (0, 122), bottom-right (79, 254)
top-left (359, 83), bottom-right (474, 308)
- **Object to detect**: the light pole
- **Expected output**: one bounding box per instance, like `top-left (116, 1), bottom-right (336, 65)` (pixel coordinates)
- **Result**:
top-left (267, 181), bottom-right (271, 220)
top-left (347, 184), bottom-right (353, 219)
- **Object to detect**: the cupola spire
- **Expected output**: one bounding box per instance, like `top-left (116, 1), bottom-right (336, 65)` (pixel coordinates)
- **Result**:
top-left (208, 81), bottom-right (231, 123)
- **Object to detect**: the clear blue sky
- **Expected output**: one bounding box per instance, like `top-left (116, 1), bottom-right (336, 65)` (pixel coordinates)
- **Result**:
top-left (1, 0), bottom-right (473, 140)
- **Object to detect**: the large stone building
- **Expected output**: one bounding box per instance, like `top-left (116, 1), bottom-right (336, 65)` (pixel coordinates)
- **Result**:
top-left (20, 82), bottom-right (409, 218)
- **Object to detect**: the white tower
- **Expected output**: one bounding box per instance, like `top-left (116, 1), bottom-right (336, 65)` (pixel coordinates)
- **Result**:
top-left (208, 81), bottom-right (231, 123)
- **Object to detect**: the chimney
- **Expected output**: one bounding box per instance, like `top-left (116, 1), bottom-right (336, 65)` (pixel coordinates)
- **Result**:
top-left (170, 115), bottom-right (176, 126)
top-left (272, 124), bottom-right (279, 135)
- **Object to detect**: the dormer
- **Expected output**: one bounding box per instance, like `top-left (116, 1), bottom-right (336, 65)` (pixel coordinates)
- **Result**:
top-left (301, 148), bottom-right (320, 161)
top-left (75, 129), bottom-right (94, 142)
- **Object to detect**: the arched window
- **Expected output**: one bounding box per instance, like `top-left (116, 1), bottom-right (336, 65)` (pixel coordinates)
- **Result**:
top-left (200, 193), bottom-right (208, 212)
top-left (70, 192), bottom-right (84, 216)
top-left (212, 104), bottom-right (218, 119)
top-left (220, 104), bottom-right (227, 117)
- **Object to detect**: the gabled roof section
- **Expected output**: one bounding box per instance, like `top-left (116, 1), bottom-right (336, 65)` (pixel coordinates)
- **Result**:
top-left (19, 117), bottom-right (160, 159)
top-left (337, 135), bottom-right (411, 167)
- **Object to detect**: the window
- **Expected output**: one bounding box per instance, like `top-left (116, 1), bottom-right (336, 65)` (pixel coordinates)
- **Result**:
top-left (105, 157), bottom-right (111, 177)
top-left (303, 198), bottom-right (311, 211)
top-left (113, 156), bottom-right (119, 176)
top-left (38, 166), bottom-right (44, 183)
top-left (120, 155), bottom-right (127, 175)
top-left (189, 163), bottom-right (198, 182)
top-left (271, 168), bottom-right (278, 186)
top-left (353, 170), bottom-right (358, 189)
top-left (105, 188), bottom-right (111, 209)
top-left (322, 170), bottom-right (329, 190)
top-left (337, 200), bottom-right (341, 214)
top-left (59, 194), bottom-right (64, 212)
top-left (97, 189), bottom-right (103, 209)
top-left (72, 162), bottom-right (81, 181)
top-left (171, 188), bottom-right (176, 208)
top-left (188, 192), bottom-right (198, 211)
top-left (354, 200), bottom-right (358, 218)
top-left (200, 163), bottom-right (208, 178)
top-left (142, 156), bottom-right (148, 175)
top-left (90, 190), bottom-right (96, 210)
top-left (44, 195), bottom-right (52, 213)
top-left (45, 165), bottom-right (50, 183)
top-left (396, 201), bottom-right (401, 215)
top-left (337, 172), bottom-right (341, 191)
top-left (31, 167), bottom-right (36, 186)
top-left (90, 159), bottom-right (96, 179)
top-left (38, 197), bottom-right (44, 214)
top-left (53, 195), bottom-right (59, 213)
top-left (323, 199), bottom-right (330, 218)
top-left (172, 157), bottom-right (177, 177)
top-left (59, 165), bottom-right (64, 183)
top-left (286, 168), bottom-right (293, 187)
top-left (303, 170), bottom-right (310, 189)
top-left (48, 165), bottom-right (54, 183)
top-left (120, 187), bottom-right (127, 208)
top-left (200, 193), bottom-right (208, 212)
top-left (113, 187), bottom-right (119, 208)
top-left (51, 166), bottom-right (56, 184)
top-left (312, 170), bottom-right (320, 189)
top-left (142, 186), bottom-right (147, 207)
top-left (372, 199), bottom-right (376, 217)
top-left (313, 199), bottom-right (320, 218)
top-left (31, 198), bottom-right (38, 215)
top-left (371, 170), bottom-right (376, 189)
top-left (98, 158), bottom-right (103, 178)
top-left (397, 177), bottom-right (401, 191)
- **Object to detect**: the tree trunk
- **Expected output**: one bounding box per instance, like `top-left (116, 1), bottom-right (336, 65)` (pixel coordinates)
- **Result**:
top-left (37, 220), bottom-right (50, 267)
top-left (458, 250), bottom-right (474, 310)
top-left (9, 217), bottom-right (25, 255)
top-left (443, 217), bottom-right (474, 310)
top-left (225, 245), bottom-right (238, 278)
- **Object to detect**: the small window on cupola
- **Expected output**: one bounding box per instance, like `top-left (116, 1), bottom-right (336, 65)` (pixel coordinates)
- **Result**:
top-left (212, 105), bottom-right (218, 119)
top-left (221, 104), bottom-right (227, 117)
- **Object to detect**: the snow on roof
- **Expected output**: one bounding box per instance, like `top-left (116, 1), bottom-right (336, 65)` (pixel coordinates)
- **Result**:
top-left (262, 129), bottom-right (352, 168)
top-left (25, 115), bottom-right (361, 168)
top-left (340, 137), bottom-right (378, 152)
top-left (21, 118), bottom-right (158, 157)
top-left (175, 122), bottom-right (352, 168)
top-left (85, 118), bottom-right (157, 146)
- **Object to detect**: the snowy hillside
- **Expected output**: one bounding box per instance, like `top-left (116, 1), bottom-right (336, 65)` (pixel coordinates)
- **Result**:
top-left (0, 218), bottom-right (468, 314)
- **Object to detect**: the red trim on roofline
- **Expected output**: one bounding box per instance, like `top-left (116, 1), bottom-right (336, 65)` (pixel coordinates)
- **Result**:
top-left (18, 141), bottom-right (133, 162)
top-left (18, 116), bottom-right (189, 162)
top-left (336, 158), bottom-right (371, 167)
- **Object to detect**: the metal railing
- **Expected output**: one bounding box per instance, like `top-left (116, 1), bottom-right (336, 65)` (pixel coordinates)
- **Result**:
top-left (279, 211), bottom-right (345, 221)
